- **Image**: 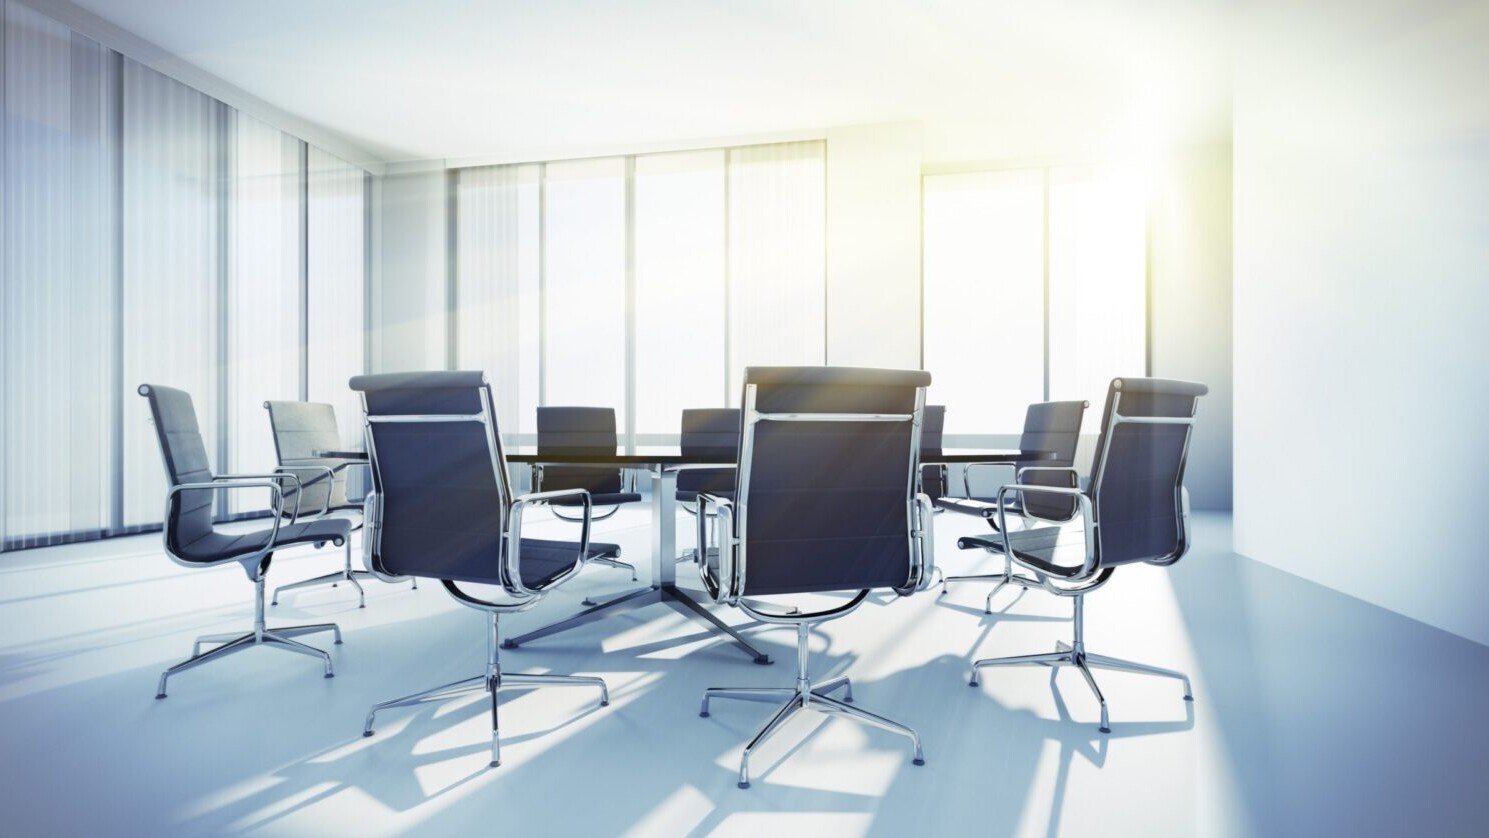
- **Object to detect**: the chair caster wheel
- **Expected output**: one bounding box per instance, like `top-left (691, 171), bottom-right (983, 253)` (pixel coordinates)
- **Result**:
top-left (501, 640), bottom-right (519, 649)
top-left (315, 542), bottom-right (325, 549)
top-left (1099, 726), bottom-right (1111, 734)
top-left (332, 582), bottom-right (338, 588)
top-left (335, 638), bottom-right (344, 645)
top-left (155, 693), bottom-right (167, 700)
top-left (1183, 694), bottom-right (1194, 701)
top-left (753, 656), bottom-right (772, 666)
top-left (737, 781), bottom-right (750, 789)
top-left (968, 680), bottom-right (979, 687)
top-left (359, 603), bottom-right (366, 609)
top-left (271, 601), bottom-right (279, 607)
top-left (363, 730), bottom-right (374, 738)
top-left (324, 672), bottom-right (335, 679)
top-left (600, 700), bottom-right (610, 707)
top-left (913, 758), bottom-right (926, 766)
top-left (489, 761), bottom-right (500, 769)
top-left (699, 711), bottom-right (710, 718)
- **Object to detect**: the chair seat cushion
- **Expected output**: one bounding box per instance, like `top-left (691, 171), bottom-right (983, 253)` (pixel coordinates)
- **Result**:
top-left (956, 526), bottom-right (1088, 579)
top-left (677, 489), bottom-right (736, 504)
top-left (548, 492), bottom-right (641, 507)
top-left (177, 516), bottom-right (352, 564)
top-left (517, 538), bottom-right (622, 589)
top-left (935, 496), bottom-right (1000, 520)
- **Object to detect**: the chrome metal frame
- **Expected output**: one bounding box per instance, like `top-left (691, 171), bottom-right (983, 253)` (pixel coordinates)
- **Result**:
top-left (695, 382), bottom-right (931, 788)
top-left (262, 409), bottom-right (419, 607)
top-left (940, 465), bottom-right (1082, 611)
top-left (967, 382), bottom-right (1199, 732)
top-left (531, 463), bottom-right (637, 581)
top-left (154, 477), bottom-right (342, 698)
top-left (357, 382), bottom-right (609, 768)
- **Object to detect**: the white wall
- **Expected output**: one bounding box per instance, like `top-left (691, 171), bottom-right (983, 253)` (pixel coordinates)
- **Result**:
top-left (1233, 0), bottom-right (1489, 644)
top-left (825, 122), bottom-right (923, 369)
top-left (372, 165), bottom-right (449, 373)
top-left (1150, 144), bottom-right (1233, 510)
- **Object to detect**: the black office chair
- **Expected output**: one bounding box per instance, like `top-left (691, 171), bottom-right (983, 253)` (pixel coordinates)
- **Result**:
top-left (937, 399), bottom-right (1088, 611)
top-left (534, 406), bottom-right (639, 581)
top-left (695, 366), bottom-right (936, 789)
top-left (919, 404), bottom-right (947, 506)
top-left (263, 400), bottom-right (416, 608)
top-left (961, 378), bottom-right (1206, 733)
top-left (353, 371), bottom-right (614, 769)
top-left (674, 407), bottom-right (739, 564)
top-left (139, 384), bottom-right (348, 699)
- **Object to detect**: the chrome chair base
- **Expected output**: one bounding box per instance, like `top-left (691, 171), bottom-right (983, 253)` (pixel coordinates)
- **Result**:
top-left (968, 596), bottom-right (1192, 733)
top-left (940, 552), bottom-right (1040, 613)
top-left (579, 556), bottom-right (639, 606)
top-left (700, 623), bottom-right (924, 789)
top-left (362, 613), bottom-right (608, 768)
top-left (271, 540), bottom-right (416, 608)
top-left (157, 576), bottom-right (340, 699)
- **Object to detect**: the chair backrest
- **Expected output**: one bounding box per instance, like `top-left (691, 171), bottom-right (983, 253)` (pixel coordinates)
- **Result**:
top-left (1016, 400), bottom-right (1088, 519)
top-left (263, 400), bottom-right (354, 511)
top-left (678, 408), bottom-right (740, 497)
top-left (919, 404), bottom-right (946, 501)
top-left (536, 406), bottom-right (623, 494)
top-left (1086, 378), bottom-right (1206, 567)
top-left (138, 384), bottom-right (215, 558)
top-left (735, 366), bottom-right (930, 596)
top-left (351, 371), bottom-right (512, 583)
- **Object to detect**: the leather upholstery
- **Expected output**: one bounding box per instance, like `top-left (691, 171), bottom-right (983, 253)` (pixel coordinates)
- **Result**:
top-left (677, 408), bottom-right (739, 502)
top-left (350, 372), bottom-right (620, 589)
top-left (536, 406), bottom-right (641, 506)
top-left (138, 384), bottom-right (351, 566)
top-left (734, 366), bottom-right (929, 596)
top-left (264, 400), bottom-right (358, 513)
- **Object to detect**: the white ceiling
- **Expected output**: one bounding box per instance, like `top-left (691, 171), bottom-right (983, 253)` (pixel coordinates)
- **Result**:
top-left (67, 0), bottom-right (1233, 164)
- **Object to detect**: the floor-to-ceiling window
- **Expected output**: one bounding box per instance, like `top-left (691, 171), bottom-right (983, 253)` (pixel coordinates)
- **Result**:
top-left (633, 149), bottom-right (726, 434)
top-left (453, 140), bottom-right (826, 446)
top-left (922, 165), bottom-right (1148, 441)
top-left (227, 113), bottom-right (301, 510)
top-left (0, 3), bottom-right (116, 546)
top-left (0, 2), bottom-right (373, 549)
top-left (120, 60), bottom-right (223, 527)
top-left (307, 147), bottom-right (368, 447)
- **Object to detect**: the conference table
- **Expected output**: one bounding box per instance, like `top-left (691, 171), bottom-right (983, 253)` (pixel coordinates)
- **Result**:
top-left (323, 445), bottom-right (1047, 664)
top-left (497, 446), bottom-right (1049, 665)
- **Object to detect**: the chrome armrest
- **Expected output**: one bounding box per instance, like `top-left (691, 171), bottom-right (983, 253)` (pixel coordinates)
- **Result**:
top-left (1010, 466), bottom-right (1083, 525)
top-left (1014, 465), bottom-right (1079, 483)
top-left (505, 487), bottom-right (593, 598)
top-left (993, 482), bottom-right (1098, 581)
top-left (908, 492), bottom-right (936, 592)
top-left (962, 461), bottom-right (1015, 498)
top-left (273, 465), bottom-right (333, 520)
top-left (666, 463), bottom-right (737, 472)
top-left (696, 492), bottom-right (737, 604)
top-left (163, 479), bottom-right (289, 567)
top-left (217, 471), bottom-right (304, 522)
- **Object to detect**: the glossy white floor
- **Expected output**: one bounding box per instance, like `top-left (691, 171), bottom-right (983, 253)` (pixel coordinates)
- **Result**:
top-left (2, 507), bottom-right (1486, 837)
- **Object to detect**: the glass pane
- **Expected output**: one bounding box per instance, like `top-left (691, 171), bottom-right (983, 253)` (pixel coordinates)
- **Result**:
top-left (922, 170), bottom-right (1045, 436)
top-left (307, 147), bottom-right (366, 447)
top-left (1048, 167), bottom-right (1148, 411)
top-left (543, 157), bottom-right (626, 432)
top-left (121, 60), bottom-right (222, 526)
top-left (455, 163), bottom-right (541, 439)
top-left (2, 5), bottom-right (115, 542)
top-left (727, 141), bottom-right (826, 394)
top-left (227, 113), bottom-right (300, 506)
top-left (634, 149), bottom-right (726, 437)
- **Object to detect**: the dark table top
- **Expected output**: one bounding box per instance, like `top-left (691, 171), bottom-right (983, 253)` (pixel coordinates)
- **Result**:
top-left (319, 447), bottom-right (1050, 465)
